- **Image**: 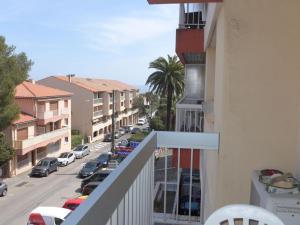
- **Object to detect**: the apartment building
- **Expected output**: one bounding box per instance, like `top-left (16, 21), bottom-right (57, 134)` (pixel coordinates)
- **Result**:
top-left (4, 81), bottom-right (72, 177)
top-left (38, 75), bottom-right (139, 143)
top-left (62, 1), bottom-right (300, 225)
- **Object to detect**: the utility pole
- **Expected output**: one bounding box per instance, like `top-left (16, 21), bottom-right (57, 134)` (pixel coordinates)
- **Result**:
top-left (111, 90), bottom-right (115, 153)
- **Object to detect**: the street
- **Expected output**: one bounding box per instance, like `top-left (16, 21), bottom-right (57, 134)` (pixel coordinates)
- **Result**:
top-left (0, 142), bottom-right (110, 225)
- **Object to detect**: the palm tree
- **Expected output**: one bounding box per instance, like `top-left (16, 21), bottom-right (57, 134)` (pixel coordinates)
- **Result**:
top-left (146, 55), bottom-right (184, 131)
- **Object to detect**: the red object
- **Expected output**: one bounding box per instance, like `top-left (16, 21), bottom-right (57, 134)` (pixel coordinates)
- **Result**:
top-left (148, 0), bottom-right (222, 4)
top-left (172, 148), bottom-right (200, 169)
top-left (115, 146), bottom-right (133, 151)
top-left (28, 213), bottom-right (46, 225)
top-left (62, 198), bottom-right (85, 211)
top-left (176, 28), bottom-right (204, 64)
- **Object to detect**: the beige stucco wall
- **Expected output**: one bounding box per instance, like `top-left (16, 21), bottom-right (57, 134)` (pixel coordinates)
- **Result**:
top-left (203, 0), bottom-right (300, 219)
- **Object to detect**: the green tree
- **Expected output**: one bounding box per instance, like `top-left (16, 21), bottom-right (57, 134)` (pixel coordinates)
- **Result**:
top-left (0, 36), bottom-right (33, 164)
top-left (132, 95), bottom-right (147, 116)
top-left (146, 55), bottom-right (184, 130)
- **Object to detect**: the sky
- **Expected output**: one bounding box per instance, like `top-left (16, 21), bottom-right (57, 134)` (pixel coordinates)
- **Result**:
top-left (0, 0), bottom-right (178, 87)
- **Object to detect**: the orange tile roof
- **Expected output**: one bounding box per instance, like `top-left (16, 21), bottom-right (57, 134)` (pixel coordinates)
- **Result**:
top-left (12, 113), bottom-right (36, 125)
top-left (54, 76), bottom-right (137, 93)
top-left (15, 81), bottom-right (72, 98)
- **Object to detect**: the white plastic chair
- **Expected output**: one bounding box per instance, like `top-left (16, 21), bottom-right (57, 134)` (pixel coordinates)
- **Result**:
top-left (204, 204), bottom-right (285, 225)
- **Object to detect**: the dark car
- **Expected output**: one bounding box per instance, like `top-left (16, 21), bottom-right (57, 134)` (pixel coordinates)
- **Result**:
top-left (179, 195), bottom-right (201, 216)
top-left (82, 181), bottom-right (101, 195)
top-left (31, 157), bottom-right (58, 177)
top-left (81, 169), bottom-right (113, 190)
top-left (0, 181), bottom-right (7, 197)
top-left (95, 153), bottom-right (112, 168)
top-left (131, 127), bottom-right (141, 134)
top-left (78, 160), bottom-right (101, 178)
top-left (103, 134), bottom-right (112, 142)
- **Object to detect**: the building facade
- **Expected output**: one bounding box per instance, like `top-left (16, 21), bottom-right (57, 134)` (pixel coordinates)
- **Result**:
top-left (4, 81), bottom-right (72, 177)
top-left (38, 75), bottom-right (139, 143)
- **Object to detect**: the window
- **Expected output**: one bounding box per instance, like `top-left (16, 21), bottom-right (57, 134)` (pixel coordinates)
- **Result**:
top-left (110, 105), bottom-right (113, 109)
top-left (54, 217), bottom-right (64, 225)
top-left (50, 101), bottom-right (58, 110)
top-left (64, 100), bottom-right (68, 108)
top-left (64, 118), bottom-right (68, 126)
top-left (65, 137), bottom-right (69, 143)
top-left (93, 131), bottom-right (98, 137)
top-left (121, 102), bottom-right (124, 106)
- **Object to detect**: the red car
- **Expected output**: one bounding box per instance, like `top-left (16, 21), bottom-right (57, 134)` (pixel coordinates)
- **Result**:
top-left (62, 198), bottom-right (85, 211)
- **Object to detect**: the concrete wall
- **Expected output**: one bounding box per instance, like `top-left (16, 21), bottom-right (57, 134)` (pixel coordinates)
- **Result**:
top-left (15, 99), bottom-right (35, 116)
top-left (203, 0), bottom-right (300, 219)
top-left (38, 77), bottom-right (93, 138)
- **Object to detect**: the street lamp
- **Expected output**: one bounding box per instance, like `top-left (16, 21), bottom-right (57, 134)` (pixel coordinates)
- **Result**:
top-left (111, 90), bottom-right (115, 153)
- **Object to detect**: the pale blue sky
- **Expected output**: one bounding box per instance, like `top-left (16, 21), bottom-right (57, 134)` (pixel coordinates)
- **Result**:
top-left (0, 0), bottom-right (178, 86)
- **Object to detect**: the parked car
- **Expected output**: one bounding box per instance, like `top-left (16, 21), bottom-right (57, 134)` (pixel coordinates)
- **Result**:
top-left (82, 181), bottom-right (101, 195)
top-left (62, 198), bottom-right (85, 211)
top-left (73, 145), bottom-right (90, 158)
top-left (94, 153), bottom-right (112, 168)
top-left (78, 160), bottom-right (101, 178)
top-left (137, 118), bottom-right (146, 125)
top-left (0, 181), bottom-right (7, 197)
top-left (103, 134), bottom-right (112, 142)
top-left (131, 127), bottom-right (141, 134)
top-left (114, 132), bottom-right (121, 139)
top-left (118, 128), bottom-right (125, 135)
top-left (179, 195), bottom-right (201, 216)
top-left (81, 169), bottom-right (113, 191)
top-left (31, 158), bottom-right (58, 177)
top-left (57, 152), bottom-right (75, 166)
top-left (123, 125), bottom-right (133, 133)
top-left (27, 207), bottom-right (71, 225)
top-left (142, 126), bottom-right (151, 133)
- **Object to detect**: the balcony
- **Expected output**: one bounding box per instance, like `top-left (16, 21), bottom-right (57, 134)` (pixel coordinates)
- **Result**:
top-left (37, 110), bottom-right (58, 120)
top-left (93, 98), bottom-right (103, 105)
top-left (176, 97), bottom-right (203, 132)
top-left (176, 3), bottom-right (206, 64)
top-left (93, 110), bottom-right (103, 118)
top-left (14, 127), bottom-right (69, 155)
top-left (63, 131), bottom-right (219, 225)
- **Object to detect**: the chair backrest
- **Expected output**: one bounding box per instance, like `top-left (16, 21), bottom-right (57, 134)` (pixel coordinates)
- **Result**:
top-left (204, 204), bottom-right (285, 225)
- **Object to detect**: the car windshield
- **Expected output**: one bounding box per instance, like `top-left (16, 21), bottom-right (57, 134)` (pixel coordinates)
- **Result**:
top-left (93, 173), bottom-right (109, 182)
top-left (98, 154), bottom-right (109, 162)
top-left (36, 160), bottom-right (49, 167)
top-left (74, 145), bottom-right (84, 151)
top-left (59, 153), bottom-right (68, 158)
top-left (84, 162), bottom-right (97, 169)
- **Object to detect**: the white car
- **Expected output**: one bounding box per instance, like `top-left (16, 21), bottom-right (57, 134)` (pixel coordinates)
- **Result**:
top-left (57, 152), bottom-right (75, 166)
top-left (137, 118), bottom-right (146, 125)
top-left (27, 207), bottom-right (71, 225)
top-left (73, 145), bottom-right (90, 159)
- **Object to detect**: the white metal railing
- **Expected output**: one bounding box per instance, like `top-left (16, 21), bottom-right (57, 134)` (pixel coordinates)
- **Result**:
top-left (93, 98), bottom-right (103, 105)
top-left (61, 107), bottom-right (69, 115)
top-left (63, 131), bottom-right (219, 225)
top-left (14, 126), bottom-right (69, 150)
top-left (179, 3), bottom-right (206, 29)
top-left (93, 110), bottom-right (103, 118)
top-left (37, 108), bottom-right (71, 119)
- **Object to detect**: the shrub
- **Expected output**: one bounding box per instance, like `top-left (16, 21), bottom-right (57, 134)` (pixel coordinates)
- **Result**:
top-left (71, 129), bottom-right (80, 135)
top-left (71, 135), bottom-right (82, 148)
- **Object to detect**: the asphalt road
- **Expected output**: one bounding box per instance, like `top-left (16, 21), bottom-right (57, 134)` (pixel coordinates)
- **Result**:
top-left (0, 142), bottom-right (110, 225)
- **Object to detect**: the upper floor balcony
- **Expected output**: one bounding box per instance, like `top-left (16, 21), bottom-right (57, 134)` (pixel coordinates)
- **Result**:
top-left (93, 98), bottom-right (103, 105)
top-left (14, 126), bottom-right (69, 155)
top-left (37, 107), bottom-right (70, 121)
top-left (176, 3), bottom-right (206, 64)
top-left (176, 97), bottom-right (203, 132)
top-left (63, 131), bottom-right (219, 225)
top-left (93, 110), bottom-right (103, 118)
